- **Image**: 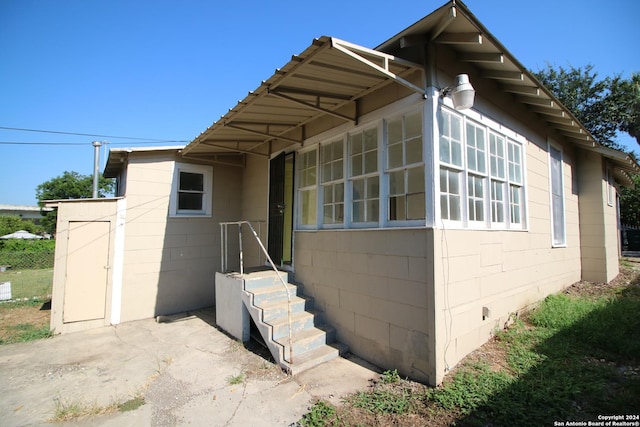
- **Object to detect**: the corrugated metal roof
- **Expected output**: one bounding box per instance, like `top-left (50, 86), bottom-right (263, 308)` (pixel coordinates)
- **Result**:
top-left (182, 0), bottom-right (638, 181)
top-left (182, 36), bottom-right (424, 158)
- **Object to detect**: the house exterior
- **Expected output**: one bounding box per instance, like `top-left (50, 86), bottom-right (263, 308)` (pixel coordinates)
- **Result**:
top-left (0, 204), bottom-right (53, 225)
top-left (46, 1), bottom-right (638, 385)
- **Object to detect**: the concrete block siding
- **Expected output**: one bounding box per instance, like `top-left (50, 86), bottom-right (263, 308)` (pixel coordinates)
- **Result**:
top-left (294, 228), bottom-right (434, 383)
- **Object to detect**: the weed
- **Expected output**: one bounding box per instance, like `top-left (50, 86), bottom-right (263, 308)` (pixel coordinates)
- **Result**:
top-left (351, 388), bottom-right (414, 415)
top-left (379, 369), bottom-right (401, 384)
top-left (0, 323), bottom-right (51, 344)
top-left (51, 397), bottom-right (116, 422)
top-left (299, 400), bottom-right (338, 427)
top-left (227, 372), bottom-right (245, 385)
top-left (118, 395), bottom-right (145, 412)
top-left (425, 362), bottom-right (512, 414)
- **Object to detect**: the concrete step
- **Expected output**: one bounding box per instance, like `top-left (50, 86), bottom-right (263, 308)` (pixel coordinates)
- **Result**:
top-left (259, 294), bottom-right (314, 322)
top-left (243, 270), bottom-right (289, 291)
top-left (275, 324), bottom-right (336, 357)
top-left (268, 309), bottom-right (322, 340)
top-left (286, 342), bottom-right (349, 375)
top-left (248, 282), bottom-right (301, 305)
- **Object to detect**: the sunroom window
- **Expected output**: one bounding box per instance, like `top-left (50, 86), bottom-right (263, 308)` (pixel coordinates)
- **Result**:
top-left (297, 149), bottom-right (317, 226)
top-left (386, 111), bottom-right (425, 221)
top-left (320, 139), bottom-right (344, 225)
top-left (349, 127), bottom-right (379, 223)
top-left (438, 107), bottom-right (526, 229)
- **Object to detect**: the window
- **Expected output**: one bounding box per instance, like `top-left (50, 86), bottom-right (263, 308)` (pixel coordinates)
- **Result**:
top-left (466, 122), bottom-right (486, 223)
top-left (439, 110), bottom-right (463, 222)
top-left (549, 144), bottom-right (565, 246)
top-left (320, 140), bottom-right (344, 225)
top-left (489, 132), bottom-right (506, 225)
top-left (298, 149), bottom-right (318, 226)
top-left (170, 163), bottom-right (212, 217)
top-left (606, 167), bottom-right (614, 207)
top-left (438, 108), bottom-right (526, 229)
top-left (508, 141), bottom-right (524, 226)
top-left (386, 111), bottom-right (425, 221)
top-left (349, 127), bottom-right (379, 223)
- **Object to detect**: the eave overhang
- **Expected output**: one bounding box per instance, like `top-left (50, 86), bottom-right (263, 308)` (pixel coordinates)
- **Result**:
top-left (182, 37), bottom-right (424, 157)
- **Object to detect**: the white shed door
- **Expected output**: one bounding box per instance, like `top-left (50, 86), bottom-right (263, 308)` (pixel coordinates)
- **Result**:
top-left (63, 221), bottom-right (110, 323)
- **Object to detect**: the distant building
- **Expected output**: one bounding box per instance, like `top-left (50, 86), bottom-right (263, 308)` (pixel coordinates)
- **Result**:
top-left (0, 204), bottom-right (53, 225)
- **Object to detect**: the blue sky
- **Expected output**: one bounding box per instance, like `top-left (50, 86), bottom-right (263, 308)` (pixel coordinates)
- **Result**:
top-left (1, 0), bottom-right (638, 206)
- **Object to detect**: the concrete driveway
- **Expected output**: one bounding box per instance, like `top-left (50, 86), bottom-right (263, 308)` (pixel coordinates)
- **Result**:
top-left (0, 309), bottom-right (379, 426)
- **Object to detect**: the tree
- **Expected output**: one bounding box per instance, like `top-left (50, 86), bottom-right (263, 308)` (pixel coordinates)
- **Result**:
top-left (0, 216), bottom-right (45, 237)
top-left (533, 65), bottom-right (640, 149)
top-left (620, 174), bottom-right (640, 227)
top-left (35, 171), bottom-right (115, 234)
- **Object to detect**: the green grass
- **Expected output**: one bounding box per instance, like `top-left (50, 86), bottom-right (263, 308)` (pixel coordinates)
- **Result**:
top-left (0, 323), bottom-right (52, 344)
top-left (0, 268), bottom-right (53, 299)
top-left (427, 286), bottom-right (640, 425)
top-left (298, 270), bottom-right (640, 426)
top-left (226, 372), bottom-right (245, 385)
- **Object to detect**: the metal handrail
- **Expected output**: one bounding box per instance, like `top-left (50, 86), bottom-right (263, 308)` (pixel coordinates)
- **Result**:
top-left (219, 220), bottom-right (294, 364)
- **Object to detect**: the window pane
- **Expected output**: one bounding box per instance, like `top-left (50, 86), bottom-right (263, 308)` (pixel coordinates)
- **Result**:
top-left (352, 201), bottom-right (364, 222)
top-left (450, 196), bottom-right (461, 221)
top-left (351, 154), bottom-right (363, 176)
top-left (364, 128), bottom-right (377, 151)
top-left (301, 189), bottom-right (317, 225)
top-left (179, 172), bottom-right (203, 191)
top-left (388, 143), bottom-right (403, 169)
top-left (364, 150), bottom-right (377, 174)
top-left (352, 179), bottom-right (364, 201)
top-left (440, 136), bottom-right (450, 163)
top-left (389, 170), bottom-right (404, 195)
top-left (367, 199), bottom-right (379, 222)
top-left (323, 185), bottom-right (333, 203)
top-left (389, 195), bottom-right (405, 220)
top-left (406, 137), bottom-right (422, 165)
top-left (388, 118), bottom-right (402, 144)
top-left (351, 134), bottom-right (362, 154)
top-left (178, 192), bottom-right (203, 210)
top-left (407, 167), bottom-right (425, 193)
top-left (405, 111), bottom-right (422, 138)
top-left (407, 192), bottom-right (425, 220)
top-left (367, 176), bottom-right (379, 198)
top-left (451, 140), bottom-right (462, 166)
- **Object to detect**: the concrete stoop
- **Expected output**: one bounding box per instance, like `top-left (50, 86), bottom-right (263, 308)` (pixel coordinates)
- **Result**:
top-left (240, 270), bottom-right (347, 375)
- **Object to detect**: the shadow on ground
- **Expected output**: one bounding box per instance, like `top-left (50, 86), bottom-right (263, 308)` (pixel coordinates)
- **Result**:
top-left (457, 285), bottom-right (640, 426)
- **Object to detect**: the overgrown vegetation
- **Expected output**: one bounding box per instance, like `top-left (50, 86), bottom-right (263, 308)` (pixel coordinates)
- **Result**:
top-left (298, 263), bottom-right (640, 426)
top-left (0, 239), bottom-right (55, 269)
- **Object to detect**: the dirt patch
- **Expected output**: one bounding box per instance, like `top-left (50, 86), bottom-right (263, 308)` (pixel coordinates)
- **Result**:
top-left (0, 301), bottom-right (50, 343)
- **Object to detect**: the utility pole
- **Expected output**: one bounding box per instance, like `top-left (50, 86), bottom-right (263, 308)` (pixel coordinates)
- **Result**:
top-left (92, 141), bottom-right (102, 198)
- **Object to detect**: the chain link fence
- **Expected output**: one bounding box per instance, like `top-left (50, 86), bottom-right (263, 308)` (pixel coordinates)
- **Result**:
top-left (0, 251), bottom-right (54, 301)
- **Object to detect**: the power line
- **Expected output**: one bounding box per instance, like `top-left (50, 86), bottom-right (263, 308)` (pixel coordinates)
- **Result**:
top-left (0, 141), bottom-right (186, 146)
top-left (0, 126), bottom-right (189, 143)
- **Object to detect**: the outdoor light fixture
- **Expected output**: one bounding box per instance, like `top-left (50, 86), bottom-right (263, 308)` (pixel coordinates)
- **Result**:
top-left (441, 74), bottom-right (475, 110)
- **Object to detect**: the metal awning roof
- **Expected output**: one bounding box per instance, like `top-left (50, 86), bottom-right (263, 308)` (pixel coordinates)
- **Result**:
top-left (182, 0), bottom-right (638, 183)
top-left (182, 37), bottom-right (424, 158)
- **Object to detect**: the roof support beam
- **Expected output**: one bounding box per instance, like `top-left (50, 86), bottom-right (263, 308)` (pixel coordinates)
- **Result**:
top-left (529, 106), bottom-right (567, 117)
top-left (225, 123), bottom-right (303, 145)
top-left (200, 141), bottom-right (270, 157)
top-left (482, 70), bottom-right (523, 81)
top-left (519, 96), bottom-right (554, 107)
top-left (459, 52), bottom-right (504, 63)
top-left (330, 38), bottom-right (426, 96)
top-left (501, 84), bottom-right (539, 95)
top-left (434, 32), bottom-right (482, 44)
top-left (268, 89), bottom-right (356, 123)
top-left (272, 85), bottom-right (353, 101)
top-left (430, 5), bottom-right (456, 40)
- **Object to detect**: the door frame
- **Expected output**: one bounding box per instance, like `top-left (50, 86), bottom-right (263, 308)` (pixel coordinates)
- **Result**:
top-left (267, 151), bottom-right (295, 269)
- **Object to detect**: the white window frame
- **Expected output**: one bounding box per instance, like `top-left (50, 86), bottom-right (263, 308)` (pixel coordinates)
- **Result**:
top-left (296, 148), bottom-right (319, 229)
top-left (438, 109), bottom-right (464, 226)
top-left (548, 142), bottom-right (566, 247)
top-left (169, 162), bottom-right (213, 217)
top-left (384, 109), bottom-right (426, 225)
top-left (320, 139), bottom-right (345, 228)
top-left (606, 167), bottom-right (614, 207)
top-left (348, 126), bottom-right (380, 227)
top-left (436, 105), bottom-right (527, 230)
